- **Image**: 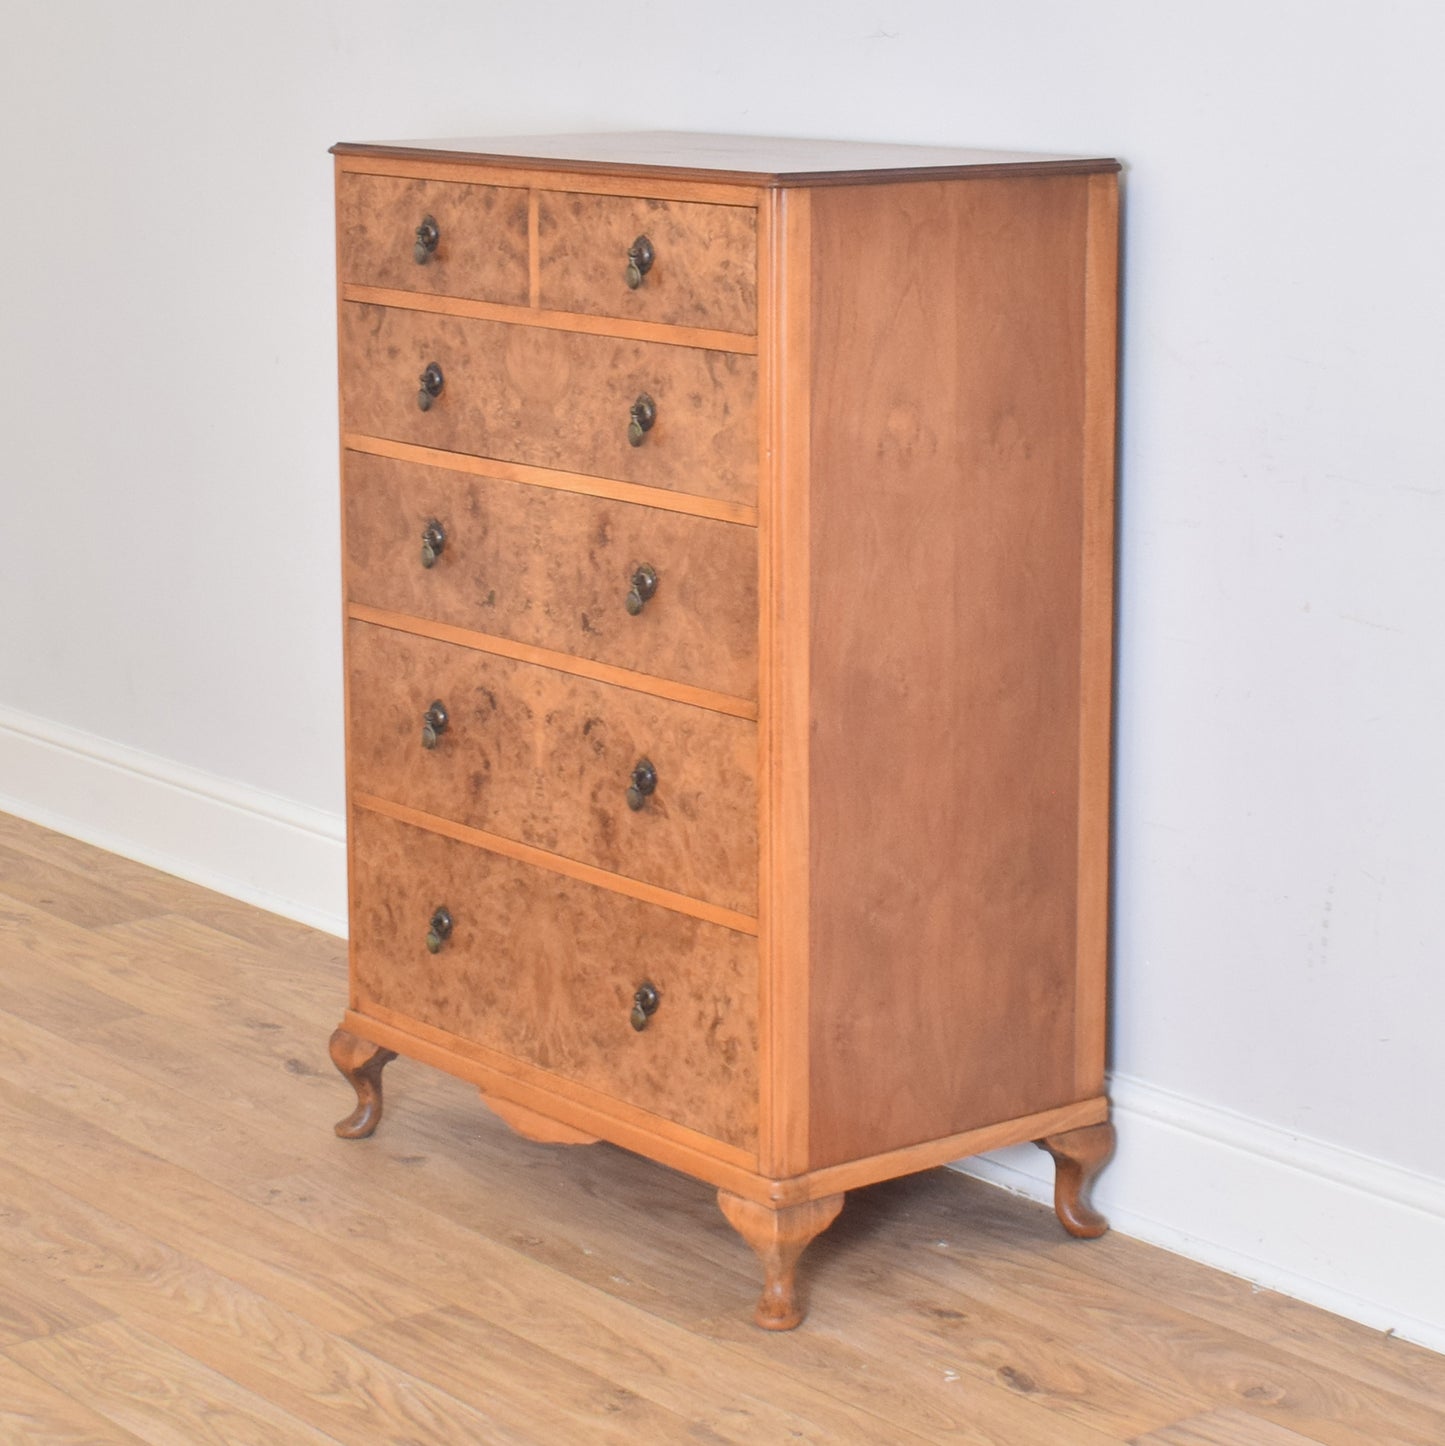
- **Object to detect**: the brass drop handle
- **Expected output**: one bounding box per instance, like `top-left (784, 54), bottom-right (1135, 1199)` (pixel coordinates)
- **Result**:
top-left (421, 700), bottom-right (449, 750)
top-left (626, 757), bottom-right (657, 812)
top-left (630, 981), bottom-right (660, 1031)
top-left (417, 362), bottom-right (444, 412)
top-left (628, 393), bottom-right (656, 447)
top-left (625, 564), bottom-right (658, 616)
top-left (425, 906), bottom-right (453, 954)
top-left (420, 519), bottom-right (446, 569)
top-left (625, 234), bottom-right (654, 289)
top-left (414, 214), bottom-right (440, 265)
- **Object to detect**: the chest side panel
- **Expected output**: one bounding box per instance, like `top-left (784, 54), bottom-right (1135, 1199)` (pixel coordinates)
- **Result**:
top-left (804, 175), bottom-right (1097, 1168)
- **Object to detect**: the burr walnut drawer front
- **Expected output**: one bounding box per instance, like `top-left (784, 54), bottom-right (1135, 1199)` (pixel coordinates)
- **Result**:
top-left (339, 304), bottom-right (758, 507)
top-left (350, 808), bottom-right (759, 1151)
top-left (343, 451), bottom-right (758, 700)
top-left (336, 172), bottom-right (529, 304)
top-left (347, 621), bottom-right (759, 915)
top-left (537, 192), bottom-right (757, 335)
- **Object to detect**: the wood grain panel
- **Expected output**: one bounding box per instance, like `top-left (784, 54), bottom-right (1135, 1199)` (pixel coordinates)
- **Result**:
top-left (346, 621), bottom-right (758, 914)
top-left (339, 303), bottom-right (758, 506)
top-left (336, 172), bottom-right (529, 305)
top-left (348, 809), bottom-right (758, 1149)
top-left (804, 176), bottom-right (1095, 1168)
top-left (343, 450), bottom-right (758, 699)
top-left (538, 191), bottom-right (756, 334)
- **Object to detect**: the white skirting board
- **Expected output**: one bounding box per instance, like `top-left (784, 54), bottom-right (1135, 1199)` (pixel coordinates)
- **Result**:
top-left (957, 1074), bottom-right (1445, 1355)
top-left (2, 700), bottom-right (1442, 1355)
top-left (0, 702), bottom-right (347, 937)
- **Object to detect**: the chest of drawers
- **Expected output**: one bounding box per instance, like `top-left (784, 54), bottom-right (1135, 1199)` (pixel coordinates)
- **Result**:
top-left (328, 132), bottom-right (1121, 1329)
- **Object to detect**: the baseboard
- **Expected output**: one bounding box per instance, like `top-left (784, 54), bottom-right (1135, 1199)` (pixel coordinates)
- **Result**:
top-left (0, 702), bottom-right (347, 936)
top-left (956, 1073), bottom-right (1445, 1355)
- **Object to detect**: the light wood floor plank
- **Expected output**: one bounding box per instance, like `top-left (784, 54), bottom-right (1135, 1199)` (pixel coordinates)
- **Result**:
top-left (0, 1161), bottom-right (534, 1444)
top-left (1133, 1405), bottom-right (1329, 1444)
top-left (0, 900), bottom-right (145, 1035)
top-left (7, 1320), bottom-right (341, 1445)
top-left (0, 1354), bottom-right (151, 1445)
top-left (0, 1080), bottom-right (430, 1334)
top-left (0, 1258), bottom-right (113, 1350)
top-left (93, 911), bottom-right (345, 1027)
top-left (0, 813), bottom-right (342, 963)
top-left (0, 842), bottom-right (163, 931)
top-left (351, 1306), bottom-right (732, 1444)
top-left (0, 1005), bottom-right (312, 1187)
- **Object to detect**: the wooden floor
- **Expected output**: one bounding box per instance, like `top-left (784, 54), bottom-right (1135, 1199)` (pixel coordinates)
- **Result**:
top-left (1, 814), bottom-right (1442, 1445)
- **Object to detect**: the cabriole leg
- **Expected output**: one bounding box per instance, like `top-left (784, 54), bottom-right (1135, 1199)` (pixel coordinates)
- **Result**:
top-left (1035, 1120), bottom-right (1117, 1238)
top-left (329, 1027), bottom-right (397, 1139)
top-left (717, 1190), bottom-right (844, 1330)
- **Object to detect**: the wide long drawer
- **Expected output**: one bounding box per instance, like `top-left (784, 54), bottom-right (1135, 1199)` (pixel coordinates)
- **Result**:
top-left (347, 620), bottom-right (758, 915)
top-left (343, 451), bottom-right (758, 700)
top-left (339, 303), bottom-right (758, 507)
top-left (349, 808), bottom-right (758, 1150)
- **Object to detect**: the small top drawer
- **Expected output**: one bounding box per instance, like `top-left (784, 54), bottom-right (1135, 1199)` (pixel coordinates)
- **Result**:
top-left (337, 172), bottom-right (529, 305)
top-left (538, 192), bottom-right (756, 335)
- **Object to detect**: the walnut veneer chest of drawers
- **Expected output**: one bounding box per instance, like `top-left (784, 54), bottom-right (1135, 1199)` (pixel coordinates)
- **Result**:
top-left (328, 132), bottom-right (1121, 1329)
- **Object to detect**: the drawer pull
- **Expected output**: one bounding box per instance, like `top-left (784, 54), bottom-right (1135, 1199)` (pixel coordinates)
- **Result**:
top-left (628, 393), bottom-right (657, 447)
top-left (630, 981), bottom-right (660, 1031)
top-left (425, 905), bottom-right (453, 954)
top-left (626, 757), bottom-right (657, 811)
top-left (417, 362), bottom-right (445, 412)
top-left (624, 564), bottom-right (658, 616)
top-left (421, 700), bottom-right (449, 750)
top-left (414, 214), bottom-right (440, 265)
top-left (625, 234), bottom-right (655, 289)
top-left (420, 519), bottom-right (446, 569)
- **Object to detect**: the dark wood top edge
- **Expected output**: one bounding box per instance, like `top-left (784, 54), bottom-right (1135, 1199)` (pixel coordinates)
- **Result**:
top-left (330, 141), bottom-right (1121, 187)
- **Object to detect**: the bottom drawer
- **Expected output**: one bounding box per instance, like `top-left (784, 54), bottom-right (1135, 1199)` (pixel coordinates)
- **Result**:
top-left (349, 808), bottom-right (758, 1151)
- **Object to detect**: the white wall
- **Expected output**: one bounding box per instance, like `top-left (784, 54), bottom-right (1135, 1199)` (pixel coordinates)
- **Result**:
top-left (3, 1), bottom-right (1443, 1347)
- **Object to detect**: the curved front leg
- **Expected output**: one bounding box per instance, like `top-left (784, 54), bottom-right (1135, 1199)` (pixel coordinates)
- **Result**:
top-left (1035, 1121), bottom-right (1116, 1238)
top-left (329, 1027), bottom-right (398, 1139)
top-left (718, 1191), bottom-right (844, 1330)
